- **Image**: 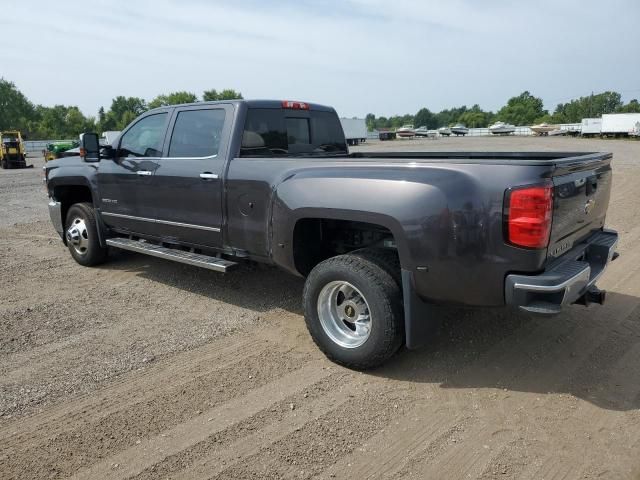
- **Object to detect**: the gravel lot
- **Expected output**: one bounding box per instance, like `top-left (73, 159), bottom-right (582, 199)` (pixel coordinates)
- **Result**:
top-left (1, 137), bottom-right (640, 479)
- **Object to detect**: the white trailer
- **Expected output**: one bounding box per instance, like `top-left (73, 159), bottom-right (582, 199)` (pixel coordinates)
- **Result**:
top-left (581, 118), bottom-right (602, 137)
top-left (340, 118), bottom-right (368, 146)
top-left (601, 113), bottom-right (640, 137)
top-left (101, 131), bottom-right (121, 145)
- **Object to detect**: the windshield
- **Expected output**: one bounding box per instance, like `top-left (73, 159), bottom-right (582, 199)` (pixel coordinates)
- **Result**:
top-left (240, 108), bottom-right (348, 157)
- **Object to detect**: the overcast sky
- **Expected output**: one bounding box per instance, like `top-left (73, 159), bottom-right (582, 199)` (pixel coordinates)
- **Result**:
top-left (4, 0), bottom-right (640, 118)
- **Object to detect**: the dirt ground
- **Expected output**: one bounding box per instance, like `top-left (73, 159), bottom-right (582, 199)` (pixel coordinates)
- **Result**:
top-left (1, 137), bottom-right (639, 479)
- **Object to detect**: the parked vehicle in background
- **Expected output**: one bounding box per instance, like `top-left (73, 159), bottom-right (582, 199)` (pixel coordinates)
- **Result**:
top-left (339, 118), bottom-right (367, 146)
top-left (531, 123), bottom-right (559, 136)
top-left (489, 122), bottom-right (516, 135)
top-left (45, 99), bottom-right (619, 369)
top-left (101, 130), bottom-right (121, 146)
top-left (44, 140), bottom-right (80, 162)
top-left (414, 126), bottom-right (438, 138)
top-left (601, 113), bottom-right (640, 137)
top-left (0, 131), bottom-right (29, 169)
top-left (378, 129), bottom-right (396, 141)
top-left (450, 124), bottom-right (469, 136)
top-left (438, 127), bottom-right (452, 136)
top-left (396, 125), bottom-right (416, 138)
top-left (581, 118), bottom-right (603, 137)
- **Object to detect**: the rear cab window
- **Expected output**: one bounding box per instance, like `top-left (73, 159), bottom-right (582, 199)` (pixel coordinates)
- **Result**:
top-left (240, 107), bottom-right (347, 157)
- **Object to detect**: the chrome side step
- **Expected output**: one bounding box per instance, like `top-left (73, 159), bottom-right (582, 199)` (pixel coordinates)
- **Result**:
top-left (106, 237), bottom-right (237, 273)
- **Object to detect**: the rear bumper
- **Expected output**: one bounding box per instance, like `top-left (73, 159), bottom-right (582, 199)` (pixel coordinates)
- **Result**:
top-left (505, 229), bottom-right (618, 314)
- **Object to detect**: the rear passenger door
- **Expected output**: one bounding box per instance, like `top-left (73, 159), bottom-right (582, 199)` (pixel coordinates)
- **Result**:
top-left (151, 104), bottom-right (232, 248)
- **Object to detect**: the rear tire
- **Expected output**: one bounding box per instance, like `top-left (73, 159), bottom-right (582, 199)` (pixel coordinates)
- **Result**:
top-left (351, 247), bottom-right (401, 286)
top-left (303, 254), bottom-right (404, 369)
top-left (65, 203), bottom-right (108, 266)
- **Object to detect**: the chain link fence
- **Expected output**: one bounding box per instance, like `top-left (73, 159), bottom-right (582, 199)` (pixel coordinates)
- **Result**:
top-left (24, 140), bottom-right (75, 153)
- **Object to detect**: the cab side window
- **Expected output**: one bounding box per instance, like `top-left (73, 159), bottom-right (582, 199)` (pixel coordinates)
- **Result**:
top-left (118, 113), bottom-right (168, 158)
top-left (168, 109), bottom-right (226, 158)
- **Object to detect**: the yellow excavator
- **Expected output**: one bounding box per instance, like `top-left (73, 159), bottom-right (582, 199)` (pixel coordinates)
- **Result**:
top-left (0, 130), bottom-right (29, 169)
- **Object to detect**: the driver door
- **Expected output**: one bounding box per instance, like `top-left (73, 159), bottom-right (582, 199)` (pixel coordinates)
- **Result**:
top-left (97, 111), bottom-right (169, 236)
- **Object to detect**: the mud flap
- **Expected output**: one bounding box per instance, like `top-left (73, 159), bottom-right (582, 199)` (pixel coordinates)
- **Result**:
top-left (401, 269), bottom-right (443, 349)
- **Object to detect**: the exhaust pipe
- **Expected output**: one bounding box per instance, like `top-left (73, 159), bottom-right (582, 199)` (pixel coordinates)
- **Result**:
top-left (575, 286), bottom-right (606, 307)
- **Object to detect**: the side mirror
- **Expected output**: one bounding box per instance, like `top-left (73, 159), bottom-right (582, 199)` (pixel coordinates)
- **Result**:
top-left (101, 145), bottom-right (116, 159)
top-left (80, 133), bottom-right (100, 162)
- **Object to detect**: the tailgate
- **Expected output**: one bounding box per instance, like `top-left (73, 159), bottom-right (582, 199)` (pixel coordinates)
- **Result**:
top-left (548, 154), bottom-right (612, 259)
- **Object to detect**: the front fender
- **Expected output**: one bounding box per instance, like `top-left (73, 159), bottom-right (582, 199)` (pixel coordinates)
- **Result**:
top-left (46, 158), bottom-right (100, 205)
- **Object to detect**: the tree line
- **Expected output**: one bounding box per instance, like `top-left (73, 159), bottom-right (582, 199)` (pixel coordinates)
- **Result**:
top-left (0, 78), bottom-right (242, 140)
top-left (2, 77), bottom-right (640, 139)
top-left (366, 91), bottom-right (640, 131)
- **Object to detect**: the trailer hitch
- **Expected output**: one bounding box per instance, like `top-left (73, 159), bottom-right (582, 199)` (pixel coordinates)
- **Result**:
top-left (575, 286), bottom-right (606, 307)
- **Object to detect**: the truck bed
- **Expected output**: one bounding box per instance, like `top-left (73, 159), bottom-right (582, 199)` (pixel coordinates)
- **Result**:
top-left (350, 150), bottom-right (611, 166)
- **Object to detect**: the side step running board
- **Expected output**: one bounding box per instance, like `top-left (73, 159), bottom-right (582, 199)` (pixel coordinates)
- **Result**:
top-left (106, 238), bottom-right (238, 273)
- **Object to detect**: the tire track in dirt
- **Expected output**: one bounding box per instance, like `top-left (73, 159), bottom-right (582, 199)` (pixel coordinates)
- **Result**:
top-left (516, 323), bottom-right (640, 479)
top-left (71, 363), bottom-right (332, 480)
top-left (207, 385), bottom-right (411, 479)
top-left (135, 373), bottom-right (361, 480)
top-left (0, 321), bottom-right (317, 479)
top-left (0, 335), bottom-right (266, 445)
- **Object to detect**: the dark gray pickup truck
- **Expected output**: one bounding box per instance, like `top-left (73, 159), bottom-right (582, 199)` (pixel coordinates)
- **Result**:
top-left (45, 99), bottom-right (619, 368)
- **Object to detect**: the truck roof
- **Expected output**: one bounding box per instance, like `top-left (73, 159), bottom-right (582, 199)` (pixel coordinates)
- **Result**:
top-left (146, 99), bottom-right (336, 114)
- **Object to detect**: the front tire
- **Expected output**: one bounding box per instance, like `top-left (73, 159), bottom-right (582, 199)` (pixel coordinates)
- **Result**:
top-left (303, 254), bottom-right (404, 369)
top-left (65, 203), bottom-right (108, 266)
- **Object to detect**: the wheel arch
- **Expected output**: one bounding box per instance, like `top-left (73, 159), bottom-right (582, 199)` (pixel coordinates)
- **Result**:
top-left (273, 207), bottom-right (410, 277)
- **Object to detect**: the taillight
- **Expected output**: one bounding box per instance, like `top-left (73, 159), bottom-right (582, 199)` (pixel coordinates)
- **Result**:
top-left (281, 100), bottom-right (309, 110)
top-left (505, 184), bottom-right (553, 249)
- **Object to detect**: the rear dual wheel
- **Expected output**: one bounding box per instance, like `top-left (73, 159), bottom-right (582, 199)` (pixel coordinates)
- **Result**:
top-left (303, 251), bottom-right (404, 370)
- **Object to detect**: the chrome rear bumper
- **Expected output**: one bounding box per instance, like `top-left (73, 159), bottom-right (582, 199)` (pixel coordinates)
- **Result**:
top-left (505, 229), bottom-right (618, 314)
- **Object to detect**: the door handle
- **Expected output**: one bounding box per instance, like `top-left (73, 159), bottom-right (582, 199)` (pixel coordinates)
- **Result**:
top-left (136, 170), bottom-right (153, 176)
top-left (200, 172), bottom-right (219, 180)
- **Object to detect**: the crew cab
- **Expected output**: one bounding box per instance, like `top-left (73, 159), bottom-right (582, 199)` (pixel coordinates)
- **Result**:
top-left (45, 100), bottom-right (619, 368)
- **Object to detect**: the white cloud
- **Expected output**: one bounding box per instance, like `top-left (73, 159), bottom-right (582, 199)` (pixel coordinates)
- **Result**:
top-left (4, 0), bottom-right (639, 117)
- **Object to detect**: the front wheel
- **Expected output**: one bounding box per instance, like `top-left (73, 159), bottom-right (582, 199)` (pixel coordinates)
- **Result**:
top-left (65, 203), bottom-right (108, 266)
top-left (303, 254), bottom-right (404, 369)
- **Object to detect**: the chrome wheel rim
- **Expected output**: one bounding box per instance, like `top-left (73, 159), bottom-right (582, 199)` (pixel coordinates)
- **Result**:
top-left (317, 281), bottom-right (372, 348)
top-left (66, 217), bottom-right (89, 255)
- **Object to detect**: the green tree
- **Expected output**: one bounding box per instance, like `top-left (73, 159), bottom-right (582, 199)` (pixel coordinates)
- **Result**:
top-left (202, 89), bottom-right (218, 101)
top-left (551, 91), bottom-right (623, 123)
top-left (496, 91), bottom-right (547, 126)
top-left (365, 113), bottom-right (376, 131)
top-left (101, 96), bottom-right (147, 131)
top-left (435, 106), bottom-right (468, 127)
top-left (29, 105), bottom-right (95, 139)
top-left (457, 104), bottom-right (494, 128)
top-left (97, 106), bottom-right (106, 130)
top-left (217, 89), bottom-right (243, 100)
top-left (0, 78), bottom-right (36, 131)
top-left (414, 108), bottom-right (437, 129)
top-left (148, 91), bottom-right (198, 109)
top-left (617, 99), bottom-right (640, 113)
top-left (202, 88), bottom-right (243, 101)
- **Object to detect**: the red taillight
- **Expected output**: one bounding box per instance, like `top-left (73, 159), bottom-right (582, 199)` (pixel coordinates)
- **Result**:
top-left (281, 100), bottom-right (309, 110)
top-left (506, 184), bottom-right (553, 249)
